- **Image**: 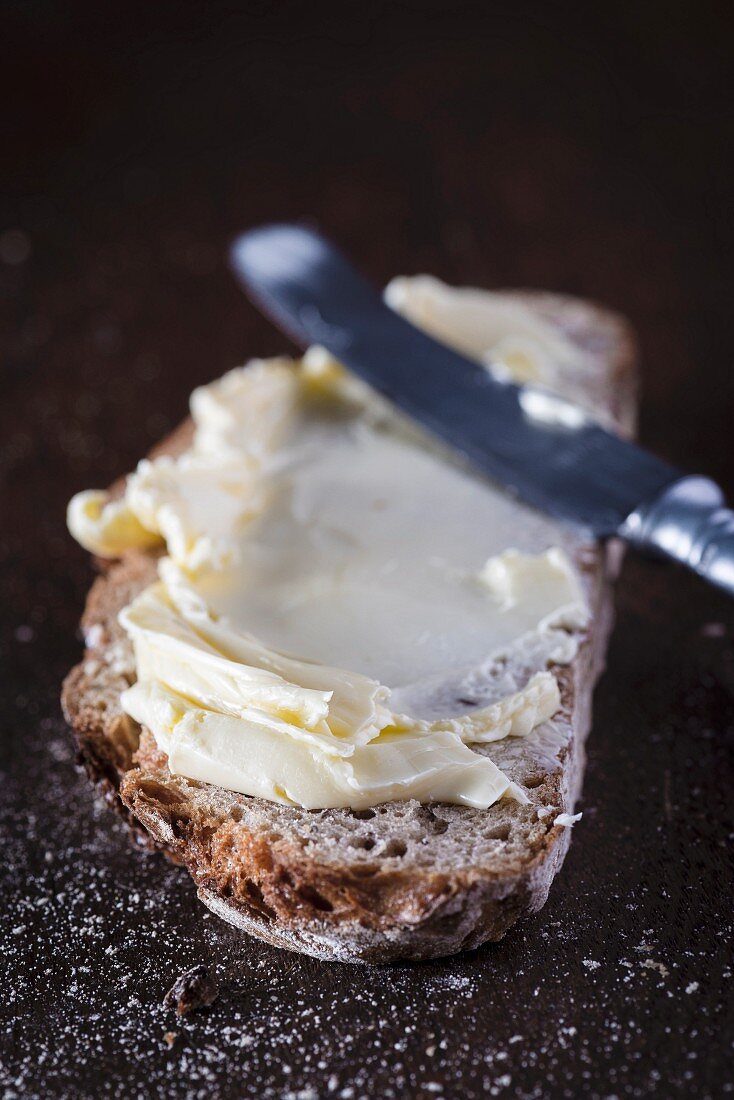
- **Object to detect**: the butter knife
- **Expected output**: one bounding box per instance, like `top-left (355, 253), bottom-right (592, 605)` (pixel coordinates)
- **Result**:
top-left (230, 223), bottom-right (734, 596)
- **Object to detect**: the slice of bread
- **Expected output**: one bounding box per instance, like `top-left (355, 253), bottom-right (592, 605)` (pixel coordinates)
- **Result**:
top-left (62, 290), bottom-right (637, 963)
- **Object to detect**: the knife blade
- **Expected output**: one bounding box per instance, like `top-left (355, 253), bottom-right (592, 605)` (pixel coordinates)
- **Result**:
top-left (230, 223), bottom-right (734, 596)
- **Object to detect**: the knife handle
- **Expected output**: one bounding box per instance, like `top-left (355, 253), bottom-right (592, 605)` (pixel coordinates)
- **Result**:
top-left (622, 476), bottom-right (734, 595)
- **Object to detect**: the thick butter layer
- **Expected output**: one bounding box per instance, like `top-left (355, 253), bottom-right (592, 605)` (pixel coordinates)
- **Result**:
top-left (479, 548), bottom-right (588, 631)
top-left (120, 562), bottom-right (564, 808)
top-left (67, 490), bottom-right (162, 558)
top-left (121, 679), bottom-right (547, 811)
top-left (67, 277), bottom-right (594, 811)
top-left (385, 275), bottom-right (587, 385)
top-left (180, 397), bottom-right (585, 688)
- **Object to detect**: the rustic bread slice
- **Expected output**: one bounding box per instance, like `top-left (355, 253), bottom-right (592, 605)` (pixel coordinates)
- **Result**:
top-left (62, 291), bottom-right (637, 963)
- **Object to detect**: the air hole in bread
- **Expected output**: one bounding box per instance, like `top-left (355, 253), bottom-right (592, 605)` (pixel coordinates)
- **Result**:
top-left (523, 774), bottom-right (545, 789)
top-left (485, 824), bottom-right (511, 842)
top-left (244, 880), bottom-right (276, 922)
top-left (298, 885), bottom-right (334, 912)
top-left (229, 806), bottom-right (243, 823)
top-left (108, 714), bottom-right (140, 757)
top-left (198, 825), bottom-right (216, 846)
top-left (136, 780), bottom-right (185, 807)
top-left (349, 836), bottom-right (376, 851)
top-left (350, 863), bottom-right (379, 878)
top-left (383, 839), bottom-right (407, 858)
top-left (351, 808), bottom-right (377, 820)
top-left (423, 808), bottom-right (450, 835)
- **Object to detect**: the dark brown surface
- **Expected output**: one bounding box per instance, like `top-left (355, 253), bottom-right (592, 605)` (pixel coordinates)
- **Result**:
top-left (1, 3), bottom-right (733, 1097)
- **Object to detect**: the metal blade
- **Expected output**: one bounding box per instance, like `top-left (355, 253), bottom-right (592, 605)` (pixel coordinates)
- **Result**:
top-left (230, 224), bottom-right (679, 536)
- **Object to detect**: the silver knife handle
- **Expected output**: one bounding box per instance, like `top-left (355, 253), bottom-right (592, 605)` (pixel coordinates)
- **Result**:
top-left (622, 476), bottom-right (734, 595)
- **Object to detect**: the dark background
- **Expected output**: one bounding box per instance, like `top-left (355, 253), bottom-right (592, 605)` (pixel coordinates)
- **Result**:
top-left (1, 3), bottom-right (733, 1097)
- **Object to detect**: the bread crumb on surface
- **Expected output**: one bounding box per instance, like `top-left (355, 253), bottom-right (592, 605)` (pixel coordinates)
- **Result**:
top-left (163, 964), bottom-right (219, 1017)
top-left (640, 959), bottom-right (669, 979)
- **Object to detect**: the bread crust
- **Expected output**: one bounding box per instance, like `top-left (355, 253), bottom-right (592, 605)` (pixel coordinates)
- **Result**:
top-left (62, 291), bottom-right (637, 963)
